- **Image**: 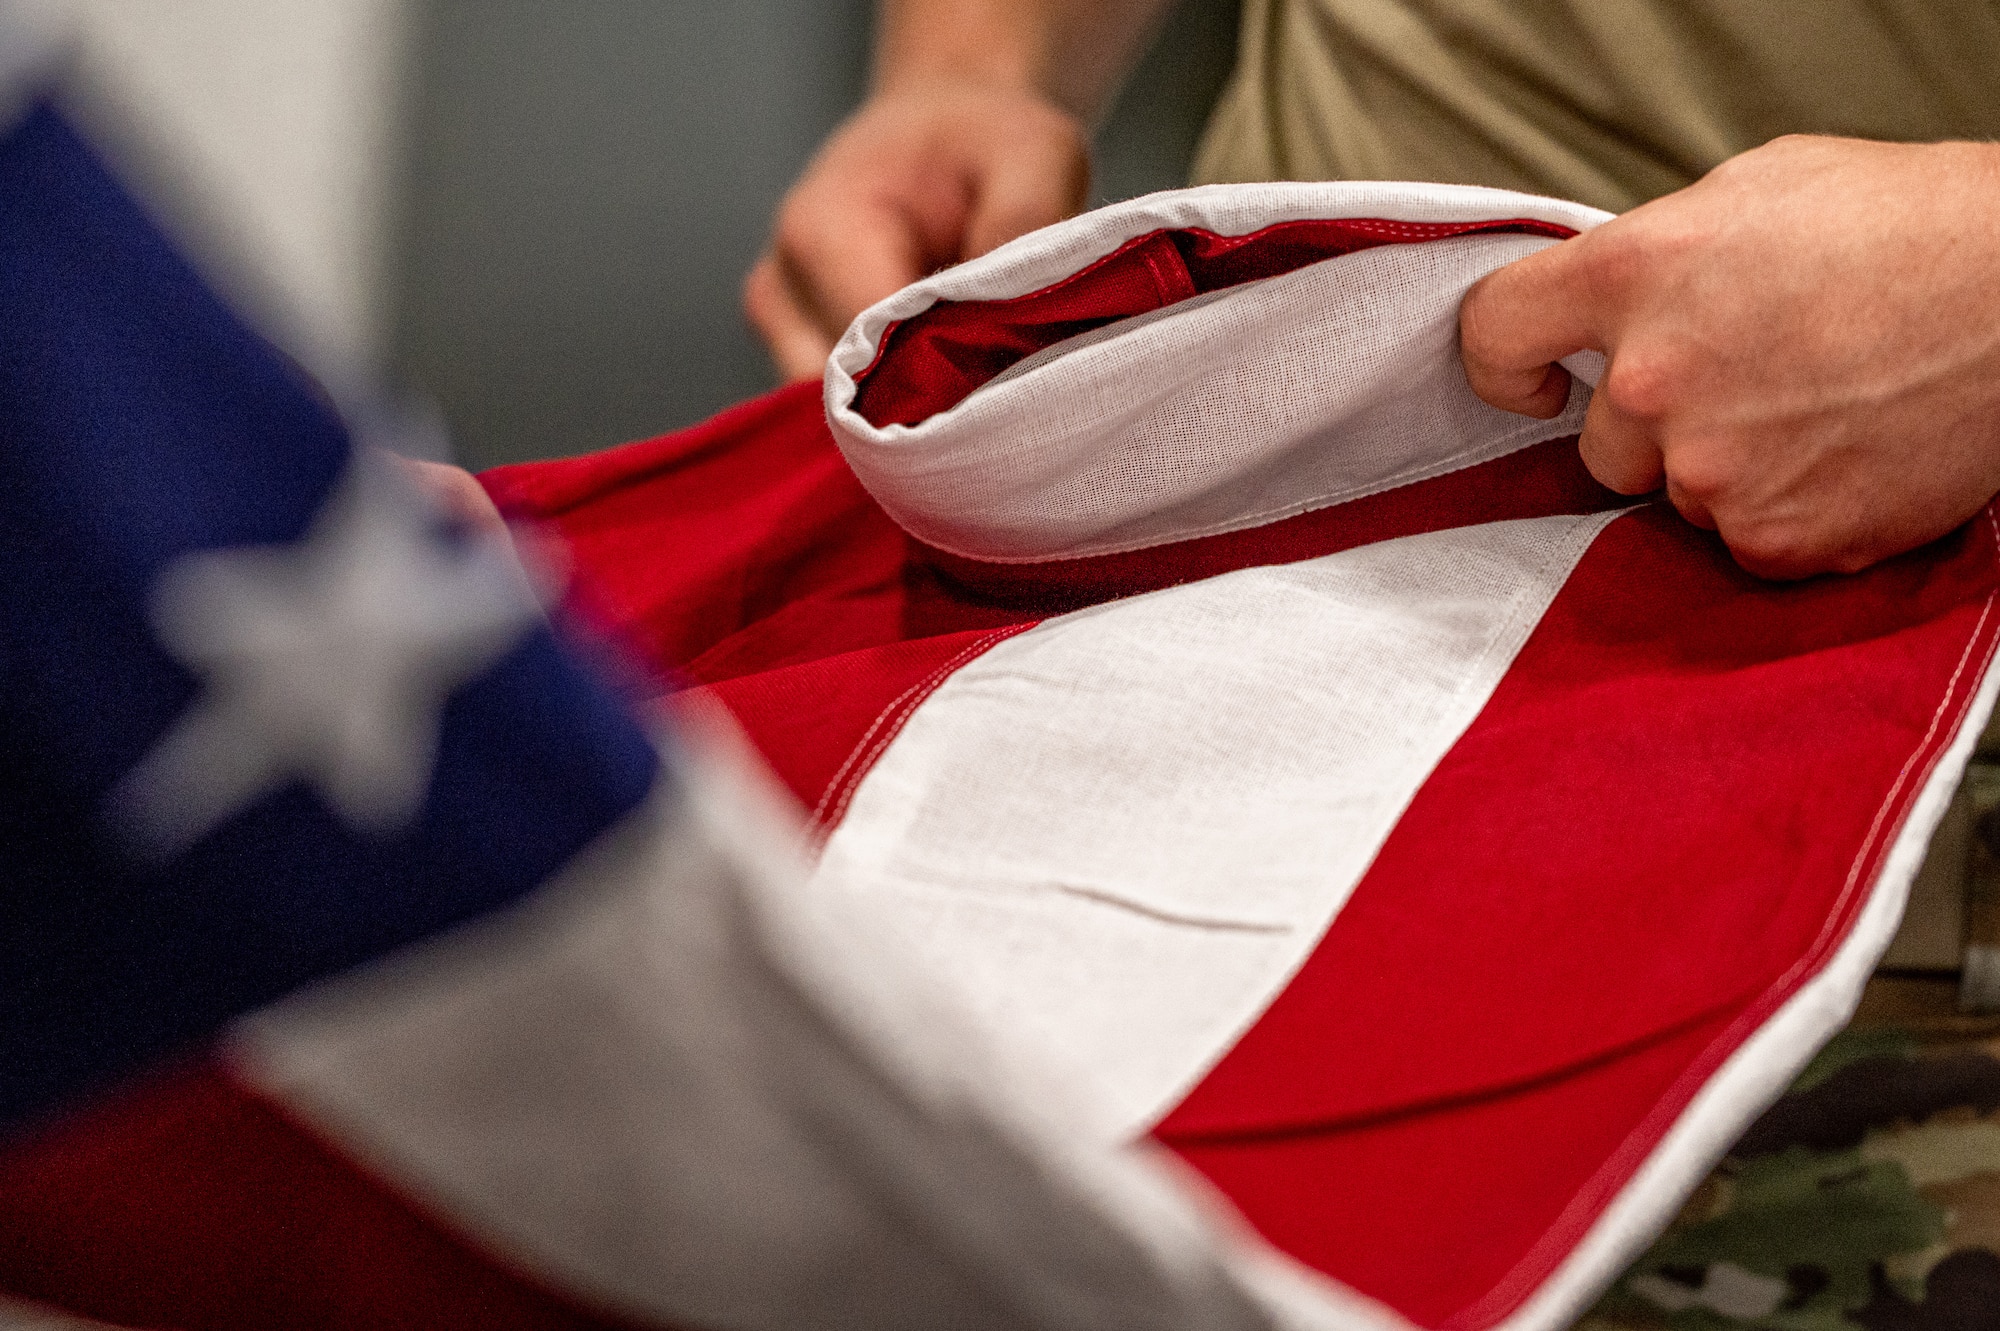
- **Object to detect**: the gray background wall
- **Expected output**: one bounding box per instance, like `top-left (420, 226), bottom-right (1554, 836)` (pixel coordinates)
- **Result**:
top-left (389, 0), bottom-right (1241, 470)
top-left (19, 0), bottom-right (410, 379)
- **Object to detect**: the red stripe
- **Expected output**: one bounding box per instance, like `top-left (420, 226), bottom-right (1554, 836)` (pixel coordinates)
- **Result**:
top-left (676, 624), bottom-right (1038, 817)
top-left (1171, 1012), bottom-right (1735, 1330)
top-left (1154, 505), bottom-right (2000, 1328)
top-left (675, 439), bottom-right (1614, 816)
top-left (479, 382), bottom-right (1033, 692)
top-left (0, 1059), bottom-right (654, 1330)
top-left (479, 382), bottom-right (907, 682)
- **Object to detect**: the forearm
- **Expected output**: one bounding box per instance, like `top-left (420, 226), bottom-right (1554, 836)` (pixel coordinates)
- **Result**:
top-left (874, 0), bottom-right (1174, 122)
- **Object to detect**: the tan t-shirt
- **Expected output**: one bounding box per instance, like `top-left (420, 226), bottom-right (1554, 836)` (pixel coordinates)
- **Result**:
top-left (1192, 0), bottom-right (2000, 212)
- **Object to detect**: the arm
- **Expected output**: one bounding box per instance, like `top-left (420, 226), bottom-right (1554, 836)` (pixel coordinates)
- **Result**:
top-left (1459, 135), bottom-right (2000, 579)
top-left (744, 0), bottom-right (1173, 381)
top-left (872, 0), bottom-right (1170, 122)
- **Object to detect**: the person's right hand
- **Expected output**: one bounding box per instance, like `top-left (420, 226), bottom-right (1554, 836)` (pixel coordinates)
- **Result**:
top-left (1459, 135), bottom-right (2000, 580)
top-left (744, 82), bottom-right (1091, 381)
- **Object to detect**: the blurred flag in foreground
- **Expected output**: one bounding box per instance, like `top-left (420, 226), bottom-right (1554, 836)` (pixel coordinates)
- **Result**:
top-left (0, 33), bottom-right (1276, 1331)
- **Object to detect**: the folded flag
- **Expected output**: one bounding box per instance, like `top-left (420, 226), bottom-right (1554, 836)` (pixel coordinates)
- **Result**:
top-left (0, 51), bottom-right (1283, 1331)
top-left (477, 174), bottom-right (2000, 1330)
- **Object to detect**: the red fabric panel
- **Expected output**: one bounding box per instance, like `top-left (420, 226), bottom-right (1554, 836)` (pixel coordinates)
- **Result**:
top-left (850, 217), bottom-right (1576, 428)
top-left (478, 382), bottom-right (909, 682)
top-left (0, 1060), bottom-right (652, 1330)
top-left (1155, 505), bottom-right (2000, 1328)
top-left (478, 382), bottom-right (1031, 692)
top-left (1169, 1012), bottom-right (1735, 1331)
top-left (921, 436), bottom-right (1622, 611)
top-left (681, 625), bottom-right (1036, 818)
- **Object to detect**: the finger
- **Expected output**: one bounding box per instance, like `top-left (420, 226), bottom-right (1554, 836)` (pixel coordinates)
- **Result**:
top-left (963, 124), bottom-right (1090, 259)
top-left (1483, 362), bottom-right (1575, 420)
top-left (1459, 237), bottom-right (1605, 417)
top-left (1663, 476), bottom-right (1717, 530)
top-left (1577, 387), bottom-right (1666, 495)
top-left (776, 194), bottom-right (931, 342)
top-left (743, 255), bottom-right (834, 382)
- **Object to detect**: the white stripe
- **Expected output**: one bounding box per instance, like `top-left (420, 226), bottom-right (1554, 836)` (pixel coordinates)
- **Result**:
top-left (813, 509), bottom-right (1624, 1140)
top-left (825, 184), bottom-right (1609, 563)
top-left (232, 720), bottom-right (1285, 1331)
top-left (835, 233), bottom-right (1592, 563)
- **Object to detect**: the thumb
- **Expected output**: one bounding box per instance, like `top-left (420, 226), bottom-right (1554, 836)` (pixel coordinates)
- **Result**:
top-left (1459, 236), bottom-right (1604, 419)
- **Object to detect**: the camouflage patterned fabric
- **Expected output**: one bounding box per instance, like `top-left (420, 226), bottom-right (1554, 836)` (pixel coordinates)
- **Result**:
top-left (1586, 986), bottom-right (2000, 1331)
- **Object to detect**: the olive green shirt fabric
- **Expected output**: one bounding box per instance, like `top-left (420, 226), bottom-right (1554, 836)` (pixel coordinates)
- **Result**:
top-left (1192, 0), bottom-right (2000, 212)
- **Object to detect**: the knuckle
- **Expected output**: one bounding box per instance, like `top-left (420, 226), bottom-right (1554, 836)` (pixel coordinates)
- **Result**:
top-left (1661, 448), bottom-right (1730, 506)
top-left (772, 193), bottom-right (822, 255)
top-left (1706, 140), bottom-right (1781, 184)
top-left (947, 90), bottom-right (1079, 160)
top-left (1577, 432), bottom-right (1661, 494)
top-left (1456, 286), bottom-right (1504, 360)
top-left (1575, 224), bottom-right (1647, 294)
top-left (1725, 520), bottom-right (1820, 580)
top-left (1702, 150), bottom-right (1753, 185)
top-left (1706, 134), bottom-right (1839, 189)
top-left (988, 108), bottom-right (1090, 196)
top-left (1584, 208), bottom-right (1714, 285)
top-left (773, 203), bottom-right (855, 283)
top-left (1012, 95), bottom-right (1085, 143)
top-left (1600, 351), bottom-right (1681, 419)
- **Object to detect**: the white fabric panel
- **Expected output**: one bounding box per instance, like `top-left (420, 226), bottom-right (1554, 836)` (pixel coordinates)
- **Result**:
top-left (1497, 575), bottom-right (2000, 1331)
top-left (234, 724), bottom-right (1288, 1331)
top-left (825, 183), bottom-right (1611, 563)
top-left (813, 509), bottom-right (1624, 1140)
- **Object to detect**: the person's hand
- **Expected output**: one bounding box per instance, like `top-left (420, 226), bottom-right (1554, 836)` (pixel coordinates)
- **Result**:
top-left (387, 454), bottom-right (509, 537)
top-left (744, 81), bottom-right (1090, 381)
top-left (1460, 135), bottom-right (2000, 579)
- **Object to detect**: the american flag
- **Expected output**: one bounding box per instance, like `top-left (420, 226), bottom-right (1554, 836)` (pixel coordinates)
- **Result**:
top-left (476, 166), bottom-right (2000, 1329)
top-left (5, 20), bottom-right (1998, 1331)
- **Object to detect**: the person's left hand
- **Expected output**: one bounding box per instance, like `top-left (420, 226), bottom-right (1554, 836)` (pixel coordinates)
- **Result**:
top-left (1459, 135), bottom-right (2000, 579)
top-left (388, 455), bottom-right (509, 536)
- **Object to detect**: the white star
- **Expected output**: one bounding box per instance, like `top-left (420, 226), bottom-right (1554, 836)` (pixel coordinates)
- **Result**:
top-left (110, 452), bottom-right (541, 859)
